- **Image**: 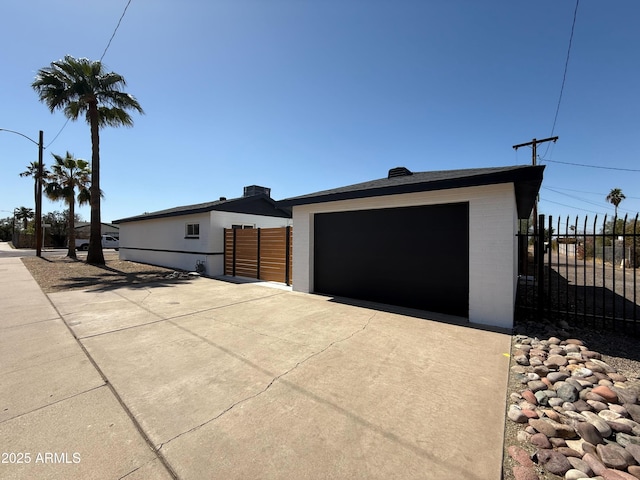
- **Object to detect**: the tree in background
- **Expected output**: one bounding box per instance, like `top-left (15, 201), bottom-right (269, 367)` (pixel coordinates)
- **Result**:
top-left (0, 217), bottom-right (13, 242)
top-left (19, 161), bottom-right (51, 214)
top-left (606, 188), bottom-right (626, 217)
top-left (15, 207), bottom-right (34, 231)
top-left (32, 55), bottom-right (143, 265)
top-left (42, 211), bottom-right (83, 248)
top-left (44, 152), bottom-right (91, 258)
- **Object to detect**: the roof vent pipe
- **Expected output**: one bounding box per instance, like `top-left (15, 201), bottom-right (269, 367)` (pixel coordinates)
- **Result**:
top-left (388, 167), bottom-right (413, 179)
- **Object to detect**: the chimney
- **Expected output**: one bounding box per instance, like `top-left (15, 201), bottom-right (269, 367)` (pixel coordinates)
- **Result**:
top-left (388, 167), bottom-right (413, 179)
top-left (243, 185), bottom-right (271, 197)
top-left (219, 197), bottom-right (227, 201)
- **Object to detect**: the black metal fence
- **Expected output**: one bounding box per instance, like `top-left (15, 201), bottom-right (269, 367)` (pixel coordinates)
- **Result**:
top-left (516, 214), bottom-right (640, 335)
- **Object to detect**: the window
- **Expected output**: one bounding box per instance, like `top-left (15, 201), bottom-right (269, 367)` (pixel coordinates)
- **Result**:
top-left (231, 224), bottom-right (254, 229)
top-left (186, 223), bottom-right (200, 238)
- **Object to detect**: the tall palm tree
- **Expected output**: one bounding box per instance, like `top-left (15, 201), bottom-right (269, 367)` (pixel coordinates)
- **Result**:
top-left (19, 161), bottom-right (51, 212)
top-left (15, 207), bottom-right (34, 231)
top-left (606, 188), bottom-right (626, 217)
top-left (45, 152), bottom-right (91, 259)
top-left (32, 55), bottom-right (143, 265)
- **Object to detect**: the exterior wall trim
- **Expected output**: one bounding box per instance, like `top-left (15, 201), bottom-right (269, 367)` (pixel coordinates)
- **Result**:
top-left (120, 247), bottom-right (224, 256)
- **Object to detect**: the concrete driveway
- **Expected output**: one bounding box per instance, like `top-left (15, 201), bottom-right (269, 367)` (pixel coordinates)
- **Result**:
top-left (1, 249), bottom-right (511, 479)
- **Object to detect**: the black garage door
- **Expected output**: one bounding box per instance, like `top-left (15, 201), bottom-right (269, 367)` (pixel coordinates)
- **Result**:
top-left (314, 203), bottom-right (469, 317)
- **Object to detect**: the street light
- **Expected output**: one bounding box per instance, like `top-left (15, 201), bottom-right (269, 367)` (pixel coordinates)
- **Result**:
top-left (0, 128), bottom-right (44, 257)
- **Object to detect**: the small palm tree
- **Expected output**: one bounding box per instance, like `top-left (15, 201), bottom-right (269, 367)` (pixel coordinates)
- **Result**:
top-left (606, 188), bottom-right (626, 217)
top-left (45, 152), bottom-right (91, 259)
top-left (19, 161), bottom-right (51, 211)
top-left (32, 55), bottom-right (143, 265)
top-left (15, 207), bottom-right (34, 231)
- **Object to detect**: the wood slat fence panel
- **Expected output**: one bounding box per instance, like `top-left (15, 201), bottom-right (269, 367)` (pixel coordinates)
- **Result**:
top-left (224, 227), bottom-right (292, 285)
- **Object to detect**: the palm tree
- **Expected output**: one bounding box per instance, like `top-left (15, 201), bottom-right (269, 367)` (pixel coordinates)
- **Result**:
top-left (19, 161), bottom-right (51, 212)
top-left (32, 55), bottom-right (143, 265)
top-left (15, 207), bottom-right (34, 231)
top-left (45, 152), bottom-right (91, 259)
top-left (606, 188), bottom-right (626, 217)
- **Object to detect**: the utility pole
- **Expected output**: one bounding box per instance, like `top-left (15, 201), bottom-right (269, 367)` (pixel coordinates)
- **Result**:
top-left (0, 128), bottom-right (45, 257)
top-left (36, 130), bottom-right (44, 257)
top-left (512, 136), bottom-right (558, 228)
top-left (513, 136), bottom-right (558, 300)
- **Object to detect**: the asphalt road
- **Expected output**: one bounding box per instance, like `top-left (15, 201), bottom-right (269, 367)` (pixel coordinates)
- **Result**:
top-left (0, 244), bottom-right (119, 260)
top-left (0, 245), bottom-right (68, 259)
top-left (549, 252), bottom-right (640, 306)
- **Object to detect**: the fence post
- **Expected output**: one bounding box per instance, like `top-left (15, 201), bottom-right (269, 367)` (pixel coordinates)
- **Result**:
top-left (537, 214), bottom-right (545, 316)
top-left (257, 228), bottom-right (261, 280)
top-left (232, 227), bottom-right (237, 277)
top-left (285, 226), bottom-right (291, 286)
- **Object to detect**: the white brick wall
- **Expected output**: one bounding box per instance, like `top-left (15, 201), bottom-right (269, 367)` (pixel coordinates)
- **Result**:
top-left (291, 183), bottom-right (518, 329)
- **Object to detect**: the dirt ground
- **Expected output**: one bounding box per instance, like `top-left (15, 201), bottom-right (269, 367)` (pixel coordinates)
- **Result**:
top-left (21, 251), bottom-right (189, 293)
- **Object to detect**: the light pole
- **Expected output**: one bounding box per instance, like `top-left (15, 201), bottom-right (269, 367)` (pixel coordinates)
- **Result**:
top-left (0, 128), bottom-right (44, 257)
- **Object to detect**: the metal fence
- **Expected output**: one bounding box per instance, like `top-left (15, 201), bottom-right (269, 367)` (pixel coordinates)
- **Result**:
top-left (516, 214), bottom-right (640, 335)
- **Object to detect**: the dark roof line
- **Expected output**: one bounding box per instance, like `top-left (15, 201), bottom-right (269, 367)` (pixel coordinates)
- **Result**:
top-left (278, 165), bottom-right (544, 219)
top-left (113, 193), bottom-right (291, 224)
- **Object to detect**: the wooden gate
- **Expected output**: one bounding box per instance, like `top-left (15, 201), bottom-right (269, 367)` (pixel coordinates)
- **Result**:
top-left (224, 227), bottom-right (292, 285)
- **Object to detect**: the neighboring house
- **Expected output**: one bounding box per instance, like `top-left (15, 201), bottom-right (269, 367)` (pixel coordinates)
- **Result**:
top-left (75, 222), bottom-right (120, 239)
top-left (279, 165), bottom-right (544, 330)
top-left (113, 186), bottom-right (291, 275)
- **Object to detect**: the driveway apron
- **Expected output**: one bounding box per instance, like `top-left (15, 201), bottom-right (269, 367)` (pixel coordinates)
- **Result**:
top-left (46, 277), bottom-right (511, 480)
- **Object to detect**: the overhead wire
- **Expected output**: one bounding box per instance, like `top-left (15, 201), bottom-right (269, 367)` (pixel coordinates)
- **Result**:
top-left (44, 118), bottom-right (69, 149)
top-left (540, 157), bottom-right (640, 172)
top-left (542, 187), bottom-right (637, 215)
top-left (542, 0), bottom-right (579, 159)
top-left (539, 198), bottom-right (603, 215)
top-left (544, 185), bottom-right (640, 200)
top-left (542, 186), bottom-right (608, 210)
top-left (46, 0), bottom-right (133, 150)
top-left (538, 0), bottom-right (637, 213)
top-left (550, 1), bottom-right (579, 139)
top-left (100, 0), bottom-right (133, 62)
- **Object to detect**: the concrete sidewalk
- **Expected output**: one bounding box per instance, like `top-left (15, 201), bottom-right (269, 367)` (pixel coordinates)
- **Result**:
top-left (0, 244), bottom-right (512, 479)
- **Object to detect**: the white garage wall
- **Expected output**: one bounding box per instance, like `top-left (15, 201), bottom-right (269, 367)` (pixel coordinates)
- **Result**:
top-left (291, 183), bottom-right (518, 330)
top-left (119, 211), bottom-right (291, 275)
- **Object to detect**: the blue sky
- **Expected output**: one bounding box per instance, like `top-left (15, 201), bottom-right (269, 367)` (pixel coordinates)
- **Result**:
top-left (1, 0), bottom-right (639, 227)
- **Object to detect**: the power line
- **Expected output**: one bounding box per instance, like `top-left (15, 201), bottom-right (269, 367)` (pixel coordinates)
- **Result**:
top-left (544, 185), bottom-right (640, 200)
top-left (543, 0), bottom-right (579, 158)
top-left (550, 0), bottom-right (579, 137)
top-left (100, 0), bottom-right (133, 62)
top-left (539, 197), bottom-right (603, 215)
top-left (47, 0), bottom-right (133, 150)
top-left (540, 157), bottom-right (640, 172)
top-left (542, 186), bottom-right (608, 210)
top-left (44, 118), bottom-right (69, 149)
top-left (542, 187), bottom-right (638, 215)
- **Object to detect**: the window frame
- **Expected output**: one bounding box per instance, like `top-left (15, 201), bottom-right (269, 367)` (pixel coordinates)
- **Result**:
top-left (185, 223), bottom-right (200, 238)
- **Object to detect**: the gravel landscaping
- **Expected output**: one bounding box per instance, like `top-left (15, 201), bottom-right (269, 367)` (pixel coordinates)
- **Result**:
top-left (504, 317), bottom-right (640, 480)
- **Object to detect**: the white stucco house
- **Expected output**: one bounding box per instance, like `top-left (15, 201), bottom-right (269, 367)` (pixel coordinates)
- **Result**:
top-left (278, 165), bottom-right (544, 330)
top-left (113, 186), bottom-right (291, 275)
